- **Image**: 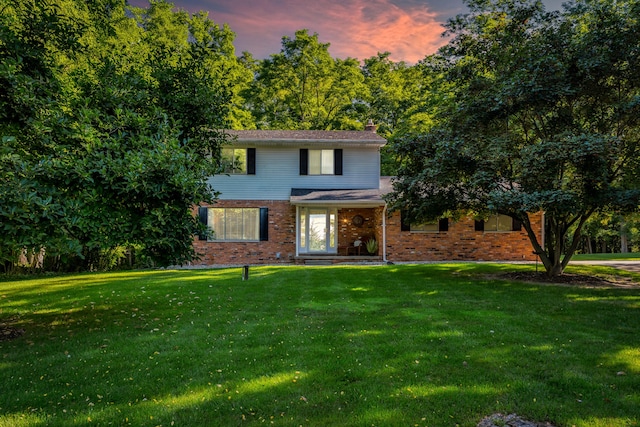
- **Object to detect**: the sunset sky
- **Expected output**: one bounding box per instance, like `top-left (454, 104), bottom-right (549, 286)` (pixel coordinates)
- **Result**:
top-left (128, 0), bottom-right (565, 63)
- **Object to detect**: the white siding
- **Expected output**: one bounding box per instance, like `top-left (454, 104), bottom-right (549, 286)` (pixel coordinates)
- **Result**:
top-left (210, 146), bottom-right (381, 200)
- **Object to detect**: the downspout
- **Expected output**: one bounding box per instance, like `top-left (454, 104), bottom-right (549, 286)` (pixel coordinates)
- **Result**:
top-left (541, 211), bottom-right (545, 253)
top-left (295, 205), bottom-right (299, 258)
top-left (382, 204), bottom-right (387, 263)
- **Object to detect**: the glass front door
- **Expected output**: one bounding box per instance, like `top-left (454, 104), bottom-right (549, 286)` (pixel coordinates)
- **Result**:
top-left (298, 207), bottom-right (336, 254)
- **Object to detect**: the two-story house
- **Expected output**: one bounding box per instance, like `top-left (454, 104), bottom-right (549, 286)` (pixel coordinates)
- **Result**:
top-left (194, 127), bottom-right (542, 265)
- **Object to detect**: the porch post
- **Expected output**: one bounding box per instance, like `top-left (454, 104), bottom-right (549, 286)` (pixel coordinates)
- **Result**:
top-left (295, 205), bottom-right (300, 257)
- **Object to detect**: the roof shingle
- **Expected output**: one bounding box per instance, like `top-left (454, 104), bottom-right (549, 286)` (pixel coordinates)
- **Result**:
top-left (224, 129), bottom-right (386, 146)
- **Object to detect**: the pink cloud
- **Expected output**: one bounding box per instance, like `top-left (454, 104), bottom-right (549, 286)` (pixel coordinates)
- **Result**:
top-left (317, 0), bottom-right (447, 62)
top-left (200, 0), bottom-right (447, 62)
top-left (130, 0), bottom-right (449, 62)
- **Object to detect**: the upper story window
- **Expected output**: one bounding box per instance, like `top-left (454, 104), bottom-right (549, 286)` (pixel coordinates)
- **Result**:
top-left (300, 149), bottom-right (343, 175)
top-left (475, 214), bottom-right (522, 232)
top-left (309, 149), bottom-right (334, 175)
top-left (221, 148), bottom-right (246, 174)
top-left (220, 148), bottom-right (256, 175)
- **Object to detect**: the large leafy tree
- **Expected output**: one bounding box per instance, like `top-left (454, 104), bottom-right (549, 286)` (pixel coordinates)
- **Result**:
top-left (361, 52), bottom-right (452, 175)
top-left (388, 0), bottom-right (640, 276)
top-left (0, 0), bottom-right (240, 271)
top-left (361, 52), bottom-right (441, 137)
top-left (0, 0), bottom-right (91, 270)
top-left (248, 29), bottom-right (367, 130)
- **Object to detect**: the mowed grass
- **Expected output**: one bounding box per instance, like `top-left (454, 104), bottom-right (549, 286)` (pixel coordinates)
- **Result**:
top-left (572, 253), bottom-right (640, 261)
top-left (0, 264), bottom-right (639, 427)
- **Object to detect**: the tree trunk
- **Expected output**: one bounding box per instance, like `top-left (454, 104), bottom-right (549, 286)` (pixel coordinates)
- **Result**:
top-left (520, 211), bottom-right (592, 277)
top-left (621, 223), bottom-right (629, 253)
top-left (521, 214), bottom-right (566, 277)
top-left (547, 262), bottom-right (564, 277)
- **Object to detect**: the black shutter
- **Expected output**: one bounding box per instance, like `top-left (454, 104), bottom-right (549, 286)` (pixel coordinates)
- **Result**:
top-left (439, 218), bottom-right (449, 232)
top-left (299, 149), bottom-right (308, 175)
top-left (198, 207), bottom-right (209, 240)
top-left (247, 148), bottom-right (256, 175)
top-left (512, 217), bottom-right (522, 231)
top-left (400, 211), bottom-right (411, 232)
top-left (474, 220), bottom-right (484, 232)
top-left (259, 207), bottom-right (269, 241)
top-left (334, 149), bottom-right (343, 175)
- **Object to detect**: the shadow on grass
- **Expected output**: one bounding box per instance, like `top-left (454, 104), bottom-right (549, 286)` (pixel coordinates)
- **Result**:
top-left (0, 264), bottom-right (638, 426)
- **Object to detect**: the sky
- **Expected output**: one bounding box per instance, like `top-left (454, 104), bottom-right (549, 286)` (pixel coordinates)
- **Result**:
top-left (128, 0), bottom-right (565, 64)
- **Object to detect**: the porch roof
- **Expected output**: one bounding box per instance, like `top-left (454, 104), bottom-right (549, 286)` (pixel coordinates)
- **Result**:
top-left (290, 178), bottom-right (392, 207)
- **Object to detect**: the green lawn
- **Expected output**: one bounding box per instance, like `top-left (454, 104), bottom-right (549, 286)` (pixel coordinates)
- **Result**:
top-left (572, 253), bottom-right (640, 261)
top-left (1, 264), bottom-right (639, 427)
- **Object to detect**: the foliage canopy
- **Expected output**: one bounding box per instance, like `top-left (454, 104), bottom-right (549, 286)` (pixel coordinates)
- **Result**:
top-left (387, 0), bottom-right (640, 276)
top-left (2, 0), bottom-right (639, 273)
top-left (0, 0), bottom-right (249, 270)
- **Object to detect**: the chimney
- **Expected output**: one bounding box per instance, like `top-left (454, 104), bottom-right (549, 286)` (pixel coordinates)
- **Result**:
top-left (364, 119), bottom-right (377, 132)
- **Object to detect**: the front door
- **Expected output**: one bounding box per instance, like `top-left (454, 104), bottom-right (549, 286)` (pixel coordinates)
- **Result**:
top-left (298, 207), bottom-right (337, 254)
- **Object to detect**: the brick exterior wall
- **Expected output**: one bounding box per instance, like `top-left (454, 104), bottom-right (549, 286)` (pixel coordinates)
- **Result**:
top-left (193, 200), bottom-right (296, 265)
top-left (384, 211), bottom-right (543, 262)
top-left (192, 202), bottom-right (543, 265)
top-left (337, 207), bottom-right (383, 255)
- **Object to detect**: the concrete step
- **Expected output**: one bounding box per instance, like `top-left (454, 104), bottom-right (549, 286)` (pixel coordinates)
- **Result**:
top-left (304, 259), bottom-right (334, 265)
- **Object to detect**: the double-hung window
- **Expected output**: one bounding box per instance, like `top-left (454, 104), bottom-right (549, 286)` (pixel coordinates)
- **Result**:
top-left (221, 148), bottom-right (246, 174)
top-left (300, 149), bottom-right (343, 175)
top-left (220, 148), bottom-right (256, 175)
top-left (309, 149), bottom-right (334, 175)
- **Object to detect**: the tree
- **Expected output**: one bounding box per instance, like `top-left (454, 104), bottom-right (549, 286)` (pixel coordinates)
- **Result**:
top-left (387, 0), bottom-right (640, 276)
top-left (248, 29), bottom-right (367, 130)
top-left (0, 0), bottom-right (90, 270)
top-left (360, 52), bottom-right (451, 175)
top-left (0, 0), bottom-right (237, 271)
top-left (580, 211), bottom-right (640, 254)
top-left (361, 53), bottom-right (435, 136)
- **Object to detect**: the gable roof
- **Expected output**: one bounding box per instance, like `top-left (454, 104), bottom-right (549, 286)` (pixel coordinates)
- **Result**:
top-left (225, 129), bottom-right (387, 147)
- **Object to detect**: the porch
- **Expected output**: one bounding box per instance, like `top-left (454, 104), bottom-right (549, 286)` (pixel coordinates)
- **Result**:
top-left (290, 187), bottom-right (388, 261)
